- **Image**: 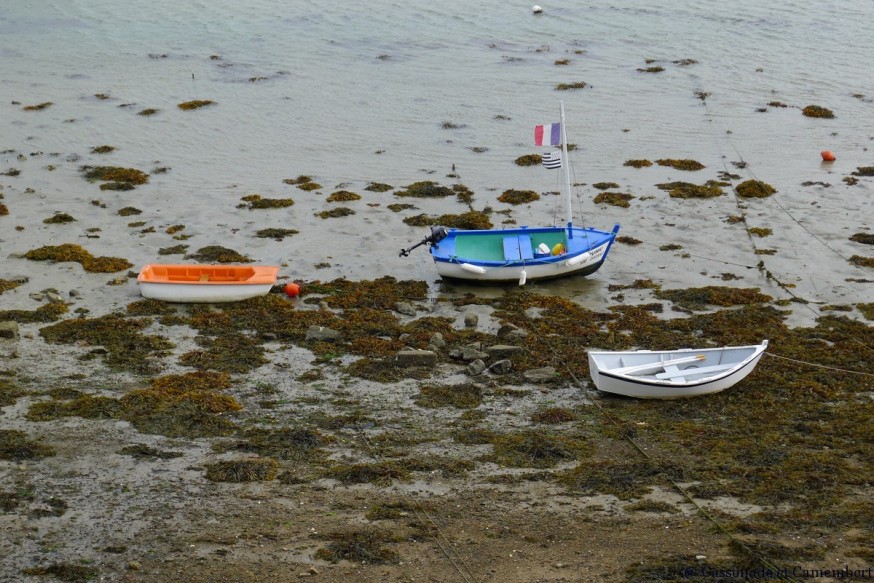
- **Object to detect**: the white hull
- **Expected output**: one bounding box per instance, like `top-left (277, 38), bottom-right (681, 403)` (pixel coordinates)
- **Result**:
top-left (434, 241), bottom-right (610, 283)
top-left (139, 282), bottom-right (274, 303)
top-left (588, 341), bottom-right (768, 399)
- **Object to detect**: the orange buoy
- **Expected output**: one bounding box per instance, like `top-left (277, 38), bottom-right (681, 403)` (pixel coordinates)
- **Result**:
top-left (821, 150), bottom-right (836, 162)
top-left (284, 282), bottom-right (301, 297)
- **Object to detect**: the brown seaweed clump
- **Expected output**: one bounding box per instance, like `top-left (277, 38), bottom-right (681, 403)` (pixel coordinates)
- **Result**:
top-left (0, 279), bottom-right (24, 295)
top-left (177, 100), bottom-right (215, 110)
top-left (851, 166), bottom-right (874, 177)
top-left (81, 165), bottom-right (149, 191)
top-left (802, 105), bottom-right (834, 118)
top-left (637, 66), bottom-right (664, 73)
top-left (748, 227), bottom-right (773, 237)
top-left (138, 108), bottom-right (159, 116)
top-left (255, 228), bottom-right (298, 240)
top-left (24, 243), bottom-right (132, 273)
top-left (184, 246), bottom-right (251, 263)
top-left (365, 182), bottom-right (393, 192)
top-left (283, 175), bottom-right (322, 190)
top-left (514, 154), bottom-right (542, 167)
top-left (238, 194), bottom-right (294, 209)
top-left (118, 371), bottom-right (240, 437)
top-left (0, 429), bottom-right (56, 460)
top-left (654, 285), bottom-right (772, 311)
top-left (531, 407), bottom-right (576, 424)
top-left (498, 189), bottom-right (540, 205)
top-left (415, 383), bottom-right (482, 409)
top-left (205, 458), bottom-right (279, 482)
top-left (624, 159), bottom-right (653, 168)
top-left (158, 244), bottom-right (188, 255)
top-left (117, 206), bottom-right (142, 216)
top-left (394, 181), bottom-right (454, 198)
top-left (318, 207), bottom-right (355, 219)
top-left (735, 179), bottom-right (776, 198)
top-left (43, 212), bottom-right (76, 224)
top-left (656, 159), bottom-right (705, 171)
top-left (326, 190), bottom-right (362, 202)
top-left (594, 192), bottom-right (634, 208)
top-left (314, 529), bottom-right (401, 564)
top-left (616, 236), bottom-right (641, 245)
top-left (849, 255), bottom-right (874, 268)
top-left (657, 181), bottom-right (724, 199)
top-left (555, 81), bottom-right (588, 90)
top-left (90, 145), bottom-right (115, 154)
top-left (850, 233), bottom-right (874, 245)
top-left (23, 102), bottom-right (53, 111)
top-left (21, 564), bottom-right (98, 581)
top-left (403, 211), bottom-right (492, 230)
top-left (592, 182), bottom-right (620, 190)
top-left (39, 314), bottom-right (174, 374)
top-left (489, 430), bottom-right (590, 468)
top-left (0, 203), bottom-right (8, 215)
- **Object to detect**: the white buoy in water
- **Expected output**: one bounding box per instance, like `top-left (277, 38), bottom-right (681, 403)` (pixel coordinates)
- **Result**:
top-left (532, 5), bottom-right (543, 14)
top-left (518, 270), bottom-right (527, 286)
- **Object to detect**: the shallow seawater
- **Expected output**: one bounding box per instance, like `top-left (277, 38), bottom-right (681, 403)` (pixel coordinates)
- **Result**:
top-left (1, 0), bottom-right (871, 315)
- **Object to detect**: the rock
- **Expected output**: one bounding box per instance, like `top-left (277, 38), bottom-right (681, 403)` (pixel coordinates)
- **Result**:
top-left (394, 301), bottom-right (416, 316)
top-left (396, 350), bottom-right (437, 367)
top-left (29, 292), bottom-right (45, 302)
top-left (489, 359), bottom-right (513, 375)
top-left (69, 289), bottom-right (80, 298)
top-left (505, 328), bottom-right (529, 341)
top-left (461, 346), bottom-right (489, 362)
top-left (318, 301), bottom-right (330, 311)
top-left (45, 291), bottom-right (65, 303)
top-left (127, 561), bottom-right (141, 571)
top-left (429, 332), bottom-right (446, 349)
top-left (464, 312), bottom-right (479, 328)
top-left (523, 366), bottom-right (556, 382)
top-left (0, 321), bottom-right (19, 341)
top-left (305, 325), bottom-right (342, 342)
top-left (486, 344), bottom-right (524, 359)
top-left (467, 359), bottom-right (486, 376)
top-left (497, 323), bottom-right (520, 338)
top-left (106, 277), bottom-right (127, 286)
top-left (8, 275), bottom-right (29, 284)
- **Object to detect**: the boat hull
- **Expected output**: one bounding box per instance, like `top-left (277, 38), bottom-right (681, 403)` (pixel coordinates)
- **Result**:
top-left (587, 341), bottom-right (768, 399)
top-left (137, 264), bottom-right (279, 303)
top-left (430, 225), bottom-right (619, 284)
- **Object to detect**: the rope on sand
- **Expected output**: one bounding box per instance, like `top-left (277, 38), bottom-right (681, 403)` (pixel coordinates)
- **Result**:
top-left (354, 426), bottom-right (480, 583)
top-left (765, 352), bottom-right (874, 375)
top-left (567, 370), bottom-right (803, 583)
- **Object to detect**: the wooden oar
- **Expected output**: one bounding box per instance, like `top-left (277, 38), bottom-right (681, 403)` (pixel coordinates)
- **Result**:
top-left (609, 354), bottom-right (705, 376)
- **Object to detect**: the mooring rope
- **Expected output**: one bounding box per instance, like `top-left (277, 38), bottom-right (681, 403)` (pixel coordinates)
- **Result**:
top-left (353, 424), bottom-right (480, 583)
top-left (694, 90), bottom-right (872, 354)
top-left (764, 352), bottom-right (874, 376)
top-left (565, 368), bottom-right (803, 583)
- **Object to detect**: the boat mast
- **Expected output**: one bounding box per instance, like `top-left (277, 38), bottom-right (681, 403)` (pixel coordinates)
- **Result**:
top-left (559, 101), bottom-right (573, 237)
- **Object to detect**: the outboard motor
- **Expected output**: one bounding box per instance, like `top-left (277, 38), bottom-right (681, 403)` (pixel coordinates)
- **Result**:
top-left (399, 226), bottom-right (449, 257)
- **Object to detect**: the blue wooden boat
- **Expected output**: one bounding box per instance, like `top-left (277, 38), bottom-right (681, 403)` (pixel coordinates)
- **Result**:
top-left (401, 102), bottom-right (619, 285)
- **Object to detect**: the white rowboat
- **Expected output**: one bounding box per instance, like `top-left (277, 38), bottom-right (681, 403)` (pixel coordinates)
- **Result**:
top-left (587, 340), bottom-right (768, 399)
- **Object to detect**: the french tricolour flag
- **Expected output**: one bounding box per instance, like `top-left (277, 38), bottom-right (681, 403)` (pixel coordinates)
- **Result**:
top-left (534, 122), bottom-right (561, 147)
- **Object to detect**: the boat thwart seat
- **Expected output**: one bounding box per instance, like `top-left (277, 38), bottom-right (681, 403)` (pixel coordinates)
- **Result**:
top-left (655, 362), bottom-right (737, 380)
top-left (502, 235), bottom-right (534, 261)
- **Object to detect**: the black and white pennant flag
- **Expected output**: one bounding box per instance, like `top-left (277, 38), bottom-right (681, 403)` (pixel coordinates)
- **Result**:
top-left (541, 151), bottom-right (562, 169)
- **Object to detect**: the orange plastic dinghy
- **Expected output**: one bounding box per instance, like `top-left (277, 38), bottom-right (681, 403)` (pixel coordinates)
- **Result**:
top-left (137, 264), bottom-right (279, 303)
